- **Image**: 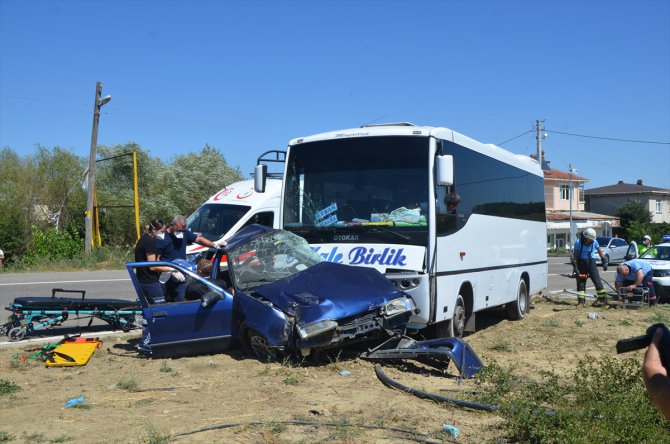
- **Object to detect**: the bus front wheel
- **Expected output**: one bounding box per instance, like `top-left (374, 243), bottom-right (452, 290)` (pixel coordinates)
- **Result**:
top-left (433, 295), bottom-right (466, 339)
top-left (506, 279), bottom-right (529, 321)
top-left (436, 295), bottom-right (465, 338)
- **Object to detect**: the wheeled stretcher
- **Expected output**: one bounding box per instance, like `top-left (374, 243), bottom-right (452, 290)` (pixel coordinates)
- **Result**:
top-left (1, 288), bottom-right (142, 341)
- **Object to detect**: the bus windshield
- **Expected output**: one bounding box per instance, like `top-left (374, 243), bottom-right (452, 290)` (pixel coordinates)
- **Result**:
top-left (186, 203), bottom-right (251, 241)
top-left (283, 136), bottom-right (429, 244)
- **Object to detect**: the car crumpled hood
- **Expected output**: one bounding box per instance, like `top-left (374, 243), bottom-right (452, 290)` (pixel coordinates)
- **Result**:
top-left (249, 262), bottom-right (403, 326)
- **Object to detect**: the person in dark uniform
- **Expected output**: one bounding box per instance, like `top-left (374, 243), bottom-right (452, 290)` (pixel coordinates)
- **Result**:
top-left (156, 215), bottom-right (223, 302)
top-left (571, 228), bottom-right (608, 306)
top-left (134, 218), bottom-right (176, 304)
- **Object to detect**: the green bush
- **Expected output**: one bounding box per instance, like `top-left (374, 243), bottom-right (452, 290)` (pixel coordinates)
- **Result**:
top-left (474, 356), bottom-right (670, 443)
top-left (22, 225), bottom-right (84, 264)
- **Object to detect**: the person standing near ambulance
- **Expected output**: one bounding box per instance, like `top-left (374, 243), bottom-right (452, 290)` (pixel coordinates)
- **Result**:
top-left (134, 218), bottom-right (175, 304)
top-left (572, 228), bottom-right (608, 306)
top-left (157, 215), bottom-right (223, 302)
top-left (639, 235), bottom-right (653, 255)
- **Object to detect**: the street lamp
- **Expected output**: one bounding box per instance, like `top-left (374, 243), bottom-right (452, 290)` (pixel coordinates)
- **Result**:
top-left (85, 81), bottom-right (111, 253)
top-left (568, 164), bottom-right (577, 249)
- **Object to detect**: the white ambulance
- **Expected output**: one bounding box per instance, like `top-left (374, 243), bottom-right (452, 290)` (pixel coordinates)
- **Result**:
top-left (185, 178), bottom-right (282, 260)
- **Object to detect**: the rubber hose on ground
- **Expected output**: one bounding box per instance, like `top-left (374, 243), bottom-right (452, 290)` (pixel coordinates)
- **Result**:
top-left (374, 363), bottom-right (499, 412)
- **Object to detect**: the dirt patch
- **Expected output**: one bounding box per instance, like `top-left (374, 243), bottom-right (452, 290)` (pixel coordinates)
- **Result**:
top-left (0, 297), bottom-right (665, 443)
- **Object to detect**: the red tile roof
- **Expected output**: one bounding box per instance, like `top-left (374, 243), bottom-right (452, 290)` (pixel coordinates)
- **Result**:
top-left (543, 169), bottom-right (588, 182)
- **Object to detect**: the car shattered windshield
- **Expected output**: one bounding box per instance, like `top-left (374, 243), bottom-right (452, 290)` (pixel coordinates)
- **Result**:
top-left (228, 230), bottom-right (325, 291)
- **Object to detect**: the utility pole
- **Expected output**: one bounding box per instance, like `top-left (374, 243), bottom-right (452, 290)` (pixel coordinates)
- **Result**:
top-left (85, 81), bottom-right (111, 253)
top-left (569, 163), bottom-right (574, 249)
top-left (535, 119), bottom-right (545, 165)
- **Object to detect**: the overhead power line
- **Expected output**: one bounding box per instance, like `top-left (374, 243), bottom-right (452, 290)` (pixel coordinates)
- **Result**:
top-left (546, 129), bottom-right (670, 145)
top-left (498, 130), bottom-right (533, 146)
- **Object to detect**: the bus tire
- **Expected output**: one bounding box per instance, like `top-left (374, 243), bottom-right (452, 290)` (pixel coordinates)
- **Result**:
top-left (506, 279), bottom-right (529, 321)
top-left (437, 295), bottom-right (466, 338)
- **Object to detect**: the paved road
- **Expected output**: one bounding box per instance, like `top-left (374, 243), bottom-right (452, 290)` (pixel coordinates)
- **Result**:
top-left (0, 270), bottom-right (136, 344)
top-left (547, 255), bottom-right (620, 296)
top-left (0, 256), bottom-right (614, 344)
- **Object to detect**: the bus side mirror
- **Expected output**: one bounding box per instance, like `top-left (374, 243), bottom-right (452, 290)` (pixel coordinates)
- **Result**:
top-left (436, 155), bottom-right (454, 186)
top-left (254, 164), bottom-right (267, 193)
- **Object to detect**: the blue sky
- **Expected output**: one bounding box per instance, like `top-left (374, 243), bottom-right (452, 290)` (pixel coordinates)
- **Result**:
top-left (1, 0), bottom-right (669, 189)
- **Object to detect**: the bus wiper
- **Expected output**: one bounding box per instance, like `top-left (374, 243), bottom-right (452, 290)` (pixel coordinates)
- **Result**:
top-left (369, 225), bottom-right (411, 241)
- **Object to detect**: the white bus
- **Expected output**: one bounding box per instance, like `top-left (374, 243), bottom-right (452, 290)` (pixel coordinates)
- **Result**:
top-left (256, 123), bottom-right (547, 337)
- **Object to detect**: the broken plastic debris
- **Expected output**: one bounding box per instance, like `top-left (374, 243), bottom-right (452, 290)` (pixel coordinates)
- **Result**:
top-left (443, 423), bottom-right (460, 437)
top-left (339, 370), bottom-right (350, 377)
top-left (64, 396), bottom-right (85, 407)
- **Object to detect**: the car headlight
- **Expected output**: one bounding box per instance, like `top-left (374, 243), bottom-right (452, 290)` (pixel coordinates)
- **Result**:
top-left (381, 296), bottom-right (415, 317)
top-left (297, 320), bottom-right (338, 340)
top-left (654, 269), bottom-right (670, 277)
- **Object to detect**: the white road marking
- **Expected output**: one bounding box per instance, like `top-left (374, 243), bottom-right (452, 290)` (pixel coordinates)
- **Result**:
top-left (0, 278), bottom-right (131, 286)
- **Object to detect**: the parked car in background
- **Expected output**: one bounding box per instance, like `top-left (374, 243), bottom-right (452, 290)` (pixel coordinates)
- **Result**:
top-left (637, 240), bottom-right (670, 304)
top-left (596, 237), bottom-right (629, 267)
top-left (126, 225), bottom-right (416, 360)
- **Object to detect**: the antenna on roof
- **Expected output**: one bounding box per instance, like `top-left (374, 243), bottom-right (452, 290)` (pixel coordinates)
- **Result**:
top-left (361, 122), bottom-right (417, 128)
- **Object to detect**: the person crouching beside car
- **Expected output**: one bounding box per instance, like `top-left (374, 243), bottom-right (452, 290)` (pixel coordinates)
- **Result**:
top-left (616, 260), bottom-right (657, 306)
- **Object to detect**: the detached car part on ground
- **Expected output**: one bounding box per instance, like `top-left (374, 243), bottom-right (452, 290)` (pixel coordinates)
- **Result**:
top-left (126, 225), bottom-right (417, 360)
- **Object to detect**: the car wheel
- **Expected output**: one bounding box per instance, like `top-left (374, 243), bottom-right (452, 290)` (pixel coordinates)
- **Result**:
top-left (653, 282), bottom-right (666, 304)
top-left (506, 279), bottom-right (529, 321)
top-left (246, 328), bottom-right (281, 362)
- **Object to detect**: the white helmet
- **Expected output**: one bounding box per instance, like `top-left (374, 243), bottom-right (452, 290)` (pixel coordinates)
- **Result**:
top-left (583, 228), bottom-right (597, 240)
top-left (643, 235), bottom-right (651, 242)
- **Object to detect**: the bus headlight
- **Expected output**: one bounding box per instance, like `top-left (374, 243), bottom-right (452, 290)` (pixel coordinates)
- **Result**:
top-left (381, 296), bottom-right (415, 317)
top-left (297, 320), bottom-right (338, 339)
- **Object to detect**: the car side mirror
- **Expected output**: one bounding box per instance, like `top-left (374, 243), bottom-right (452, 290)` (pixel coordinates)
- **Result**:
top-left (201, 291), bottom-right (222, 308)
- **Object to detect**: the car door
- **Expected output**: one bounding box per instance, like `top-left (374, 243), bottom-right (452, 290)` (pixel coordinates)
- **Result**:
top-left (611, 238), bottom-right (629, 263)
top-left (126, 261), bottom-right (235, 357)
top-left (625, 241), bottom-right (639, 260)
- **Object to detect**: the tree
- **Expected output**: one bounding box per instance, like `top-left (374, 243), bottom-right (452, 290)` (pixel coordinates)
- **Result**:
top-left (96, 143), bottom-right (172, 246)
top-left (616, 199), bottom-right (652, 240)
top-left (0, 149), bottom-right (31, 261)
top-left (164, 145), bottom-right (244, 216)
top-left (32, 145), bottom-right (86, 232)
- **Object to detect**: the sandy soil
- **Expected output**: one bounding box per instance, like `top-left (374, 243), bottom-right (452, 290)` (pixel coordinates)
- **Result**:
top-left (0, 296), bottom-right (664, 443)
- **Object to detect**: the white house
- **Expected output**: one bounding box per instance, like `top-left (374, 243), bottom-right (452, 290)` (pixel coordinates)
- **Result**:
top-left (584, 180), bottom-right (670, 224)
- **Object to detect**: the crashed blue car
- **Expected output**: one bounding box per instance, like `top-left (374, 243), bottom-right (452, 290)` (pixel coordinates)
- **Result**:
top-left (126, 224), bottom-right (416, 360)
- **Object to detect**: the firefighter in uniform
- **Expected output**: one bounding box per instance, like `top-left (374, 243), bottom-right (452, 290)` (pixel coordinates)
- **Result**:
top-left (571, 228), bottom-right (608, 306)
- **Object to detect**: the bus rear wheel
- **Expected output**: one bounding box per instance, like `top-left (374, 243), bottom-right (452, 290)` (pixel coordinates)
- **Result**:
top-left (506, 279), bottom-right (529, 321)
